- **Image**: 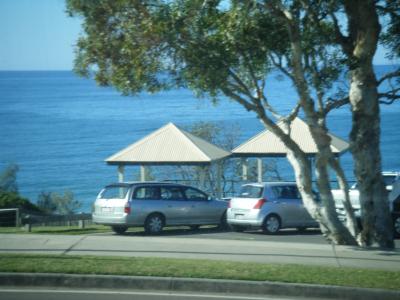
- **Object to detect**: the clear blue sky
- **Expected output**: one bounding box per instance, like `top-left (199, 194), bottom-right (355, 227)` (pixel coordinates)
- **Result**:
top-left (0, 0), bottom-right (397, 71)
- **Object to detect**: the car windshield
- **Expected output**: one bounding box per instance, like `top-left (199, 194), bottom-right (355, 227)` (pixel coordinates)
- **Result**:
top-left (238, 185), bottom-right (263, 198)
top-left (99, 186), bottom-right (129, 199)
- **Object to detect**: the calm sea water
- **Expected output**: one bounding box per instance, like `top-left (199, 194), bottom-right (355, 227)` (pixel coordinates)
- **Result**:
top-left (0, 68), bottom-right (399, 211)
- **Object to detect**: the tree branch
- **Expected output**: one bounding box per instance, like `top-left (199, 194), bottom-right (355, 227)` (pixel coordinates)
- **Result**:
top-left (378, 90), bottom-right (400, 105)
top-left (329, 12), bottom-right (353, 57)
top-left (268, 53), bottom-right (295, 81)
top-left (324, 96), bottom-right (350, 114)
top-left (377, 69), bottom-right (400, 86)
top-left (222, 86), bottom-right (257, 112)
top-left (227, 69), bottom-right (254, 99)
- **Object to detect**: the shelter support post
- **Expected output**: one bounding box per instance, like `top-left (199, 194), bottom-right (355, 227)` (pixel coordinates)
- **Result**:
top-left (199, 166), bottom-right (207, 190)
top-left (242, 158), bottom-right (248, 181)
top-left (118, 165), bottom-right (125, 182)
top-left (257, 158), bottom-right (263, 183)
top-left (216, 161), bottom-right (223, 199)
top-left (307, 157), bottom-right (314, 183)
top-left (140, 165), bottom-right (147, 182)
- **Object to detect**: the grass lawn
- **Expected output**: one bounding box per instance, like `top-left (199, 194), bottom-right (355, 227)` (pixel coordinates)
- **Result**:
top-left (0, 253), bottom-right (399, 290)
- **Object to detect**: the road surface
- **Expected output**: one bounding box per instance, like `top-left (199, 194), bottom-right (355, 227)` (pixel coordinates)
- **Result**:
top-left (0, 227), bottom-right (399, 270)
top-left (0, 287), bottom-right (328, 300)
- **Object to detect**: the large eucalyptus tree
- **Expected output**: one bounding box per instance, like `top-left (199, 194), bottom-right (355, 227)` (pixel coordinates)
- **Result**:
top-left (67, 0), bottom-right (399, 248)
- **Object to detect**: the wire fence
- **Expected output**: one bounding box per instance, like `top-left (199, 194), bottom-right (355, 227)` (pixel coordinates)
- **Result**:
top-left (0, 208), bottom-right (92, 228)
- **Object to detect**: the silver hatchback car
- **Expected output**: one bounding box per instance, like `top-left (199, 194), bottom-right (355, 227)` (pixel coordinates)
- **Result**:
top-left (227, 182), bottom-right (319, 234)
top-left (93, 182), bottom-right (228, 234)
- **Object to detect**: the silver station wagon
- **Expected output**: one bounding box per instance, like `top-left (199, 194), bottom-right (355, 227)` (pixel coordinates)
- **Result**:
top-left (93, 182), bottom-right (228, 234)
top-left (227, 182), bottom-right (319, 234)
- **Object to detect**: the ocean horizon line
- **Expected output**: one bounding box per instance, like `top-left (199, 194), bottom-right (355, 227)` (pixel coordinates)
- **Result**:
top-left (0, 63), bottom-right (398, 73)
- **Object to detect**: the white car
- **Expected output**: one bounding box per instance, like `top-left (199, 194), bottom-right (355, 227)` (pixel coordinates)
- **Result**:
top-left (333, 171), bottom-right (400, 236)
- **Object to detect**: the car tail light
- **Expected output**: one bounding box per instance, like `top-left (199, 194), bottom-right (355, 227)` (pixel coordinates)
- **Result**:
top-left (124, 203), bottom-right (131, 214)
top-left (253, 198), bottom-right (267, 209)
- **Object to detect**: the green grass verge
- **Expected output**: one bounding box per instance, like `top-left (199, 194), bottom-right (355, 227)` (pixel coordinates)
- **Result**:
top-left (0, 253), bottom-right (399, 290)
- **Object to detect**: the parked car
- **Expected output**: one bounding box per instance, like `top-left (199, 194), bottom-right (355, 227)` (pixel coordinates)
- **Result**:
top-left (392, 198), bottom-right (400, 238)
top-left (389, 179), bottom-right (400, 238)
top-left (227, 182), bottom-right (319, 234)
top-left (332, 172), bottom-right (400, 212)
top-left (92, 182), bottom-right (228, 234)
top-left (333, 171), bottom-right (400, 237)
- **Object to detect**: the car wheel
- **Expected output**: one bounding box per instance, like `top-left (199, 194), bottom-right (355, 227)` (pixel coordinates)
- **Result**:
top-left (262, 214), bottom-right (281, 234)
top-left (393, 215), bottom-right (400, 238)
top-left (297, 227), bottom-right (307, 233)
top-left (218, 211), bottom-right (229, 230)
top-left (190, 225), bottom-right (200, 231)
top-left (230, 224), bottom-right (246, 232)
top-left (111, 225), bottom-right (128, 235)
top-left (145, 213), bottom-right (164, 235)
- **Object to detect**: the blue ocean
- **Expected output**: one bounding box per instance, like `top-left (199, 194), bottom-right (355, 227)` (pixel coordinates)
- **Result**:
top-left (1, 67), bottom-right (399, 212)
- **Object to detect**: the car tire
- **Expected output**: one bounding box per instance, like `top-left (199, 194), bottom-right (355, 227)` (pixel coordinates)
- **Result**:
top-left (262, 214), bottom-right (281, 234)
top-left (190, 225), bottom-right (200, 231)
top-left (296, 227), bottom-right (307, 233)
top-left (230, 224), bottom-right (246, 232)
top-left (218, 211), bottom-right (229, 230)
top-left (144, 213), bottom-right (164, 235)
top-left (111, 225), bottom-right (128, 235)
top-left (393, 214), bottom-right (400, 238)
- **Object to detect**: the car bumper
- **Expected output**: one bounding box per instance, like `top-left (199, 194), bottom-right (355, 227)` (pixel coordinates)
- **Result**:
top-left (227, 208), bottom-right (264, 227)
top-left (227, 218), bottom-right (263, 227)
top-left (92, 213), bottom-right (129, 225)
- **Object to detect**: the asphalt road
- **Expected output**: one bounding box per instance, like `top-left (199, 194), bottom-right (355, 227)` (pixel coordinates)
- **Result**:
top-left (100, 226), bottom-right (326, 242)
top-left (0, 288), bottom-right (326, 300)
top-left (1, 227), bottom-right (399, 270)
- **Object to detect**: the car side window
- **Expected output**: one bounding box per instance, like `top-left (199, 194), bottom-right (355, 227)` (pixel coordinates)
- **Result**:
top-left (273, 186), bottom-right (301, 199)
top-left (185, 188), bottom-right (208, 201)
top-left (160, 187), bottom-right (185, 201)
top-left (133, 186), bottom-right (160, 200)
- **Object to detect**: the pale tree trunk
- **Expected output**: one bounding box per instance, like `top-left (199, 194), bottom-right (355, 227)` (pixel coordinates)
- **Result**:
top-left (258, 112), bottom-right (357, 245)
top-left (329, 158), bottom-right (360, 239)
top-left (278, 5), bottom-right (357, 245)
top-left (344, 0), bottom-right (394, 248)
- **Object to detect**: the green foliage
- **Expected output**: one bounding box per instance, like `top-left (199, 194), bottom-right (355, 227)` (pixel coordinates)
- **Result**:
top-left (380, 0), bottom-right (400, 59)
top-left (36, 191), bottom-right (58, 214)
top-left (0, 191), bottom-right (40, 212)
top-left (0, 164), bottom-right (19, 193)
top-left (65, 0), bottom-right (350, 104)
top-left (0, 164), bottom-right (40, 213)
top-left (37, 191), bottom-right (81, 215)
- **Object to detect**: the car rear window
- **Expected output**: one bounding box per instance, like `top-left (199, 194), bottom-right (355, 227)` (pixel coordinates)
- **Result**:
top-left (238, 185), bottom-right (263, 198)
top-left (272, 185), bottom-right (301, 199)
top-left (383, 175), bottom-right (396, 186)
top-left (99, 186), bottom-right (130, 199)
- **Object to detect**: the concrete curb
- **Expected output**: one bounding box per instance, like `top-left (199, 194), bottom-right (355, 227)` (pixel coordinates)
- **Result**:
top-left (1, 273), bottom-right (399, 300)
